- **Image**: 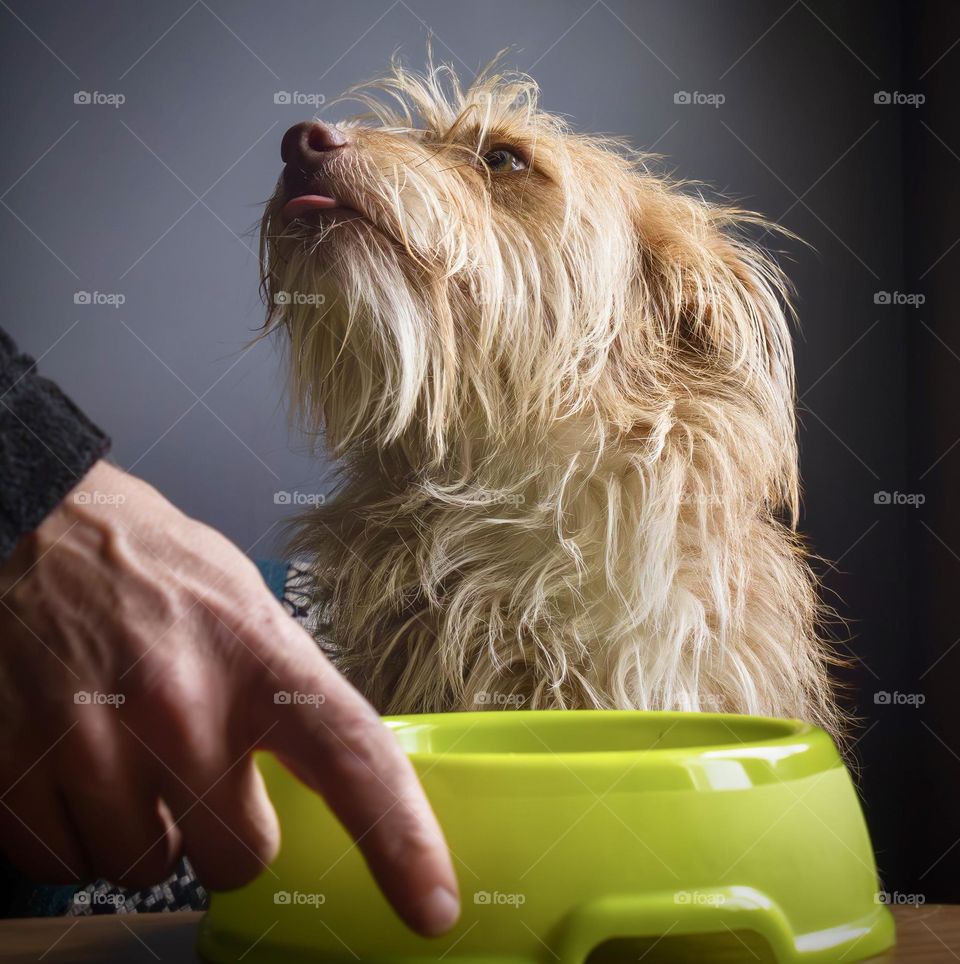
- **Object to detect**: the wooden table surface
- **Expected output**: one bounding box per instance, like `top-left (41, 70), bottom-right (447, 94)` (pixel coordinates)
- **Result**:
top-left (0, 905), bottom-right (956, 962)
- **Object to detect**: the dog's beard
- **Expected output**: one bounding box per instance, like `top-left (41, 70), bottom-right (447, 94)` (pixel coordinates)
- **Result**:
top-left (263, 175), bottom-right (643, 471)
top-left (260, 59), bottom-right (846, 747)
top-left (268, 230), bottom-right (439, 452)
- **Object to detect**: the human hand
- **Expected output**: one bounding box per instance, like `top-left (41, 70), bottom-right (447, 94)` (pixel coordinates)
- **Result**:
top-left (0, 460), bottom-right (459, 935)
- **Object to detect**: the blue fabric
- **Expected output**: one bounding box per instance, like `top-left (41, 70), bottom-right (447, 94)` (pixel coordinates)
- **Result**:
top-left (0, 870), bottom-right (76, 919)
top-left (255, 558), bottom-right (288, 601)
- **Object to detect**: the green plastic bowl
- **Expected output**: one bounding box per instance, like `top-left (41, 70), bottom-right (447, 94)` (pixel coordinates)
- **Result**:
top-left (198, 710), bottom-right (894, 963)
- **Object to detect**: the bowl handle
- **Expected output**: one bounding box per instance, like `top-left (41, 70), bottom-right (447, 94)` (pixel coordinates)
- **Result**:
top-left (552, 886), bottom-right (796, 963)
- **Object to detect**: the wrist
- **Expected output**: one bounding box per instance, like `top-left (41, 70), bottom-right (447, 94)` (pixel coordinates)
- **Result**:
top-left (3, 460), bottom-right (124, 575)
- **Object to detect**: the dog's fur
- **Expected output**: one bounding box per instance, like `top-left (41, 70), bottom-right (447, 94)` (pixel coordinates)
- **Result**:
top-left (260, 57), bottom-right (844, 741)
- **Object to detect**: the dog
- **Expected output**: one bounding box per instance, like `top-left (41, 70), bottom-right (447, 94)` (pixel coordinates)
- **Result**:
top-left (260, 57), bottom-right (845, 742)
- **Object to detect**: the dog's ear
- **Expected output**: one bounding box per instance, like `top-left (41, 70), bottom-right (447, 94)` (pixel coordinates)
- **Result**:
top-left (630, 188), bottom-right (800, 519)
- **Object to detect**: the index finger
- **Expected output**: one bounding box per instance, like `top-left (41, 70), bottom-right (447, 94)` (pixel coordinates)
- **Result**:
top-left (249, 622), bottom-right (460, 937)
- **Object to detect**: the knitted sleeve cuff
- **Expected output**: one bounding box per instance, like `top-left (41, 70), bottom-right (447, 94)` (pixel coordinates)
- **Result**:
top-left (0, 328), bottom-right (111, 561)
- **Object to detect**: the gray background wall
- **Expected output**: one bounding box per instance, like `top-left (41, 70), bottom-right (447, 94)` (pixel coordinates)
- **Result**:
top-left (3, 0), bottom-right (940, 896)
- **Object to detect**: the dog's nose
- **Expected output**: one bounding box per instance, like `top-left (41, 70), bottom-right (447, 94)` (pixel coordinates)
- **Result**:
top-left (280, 121), bottom-right (348, 168)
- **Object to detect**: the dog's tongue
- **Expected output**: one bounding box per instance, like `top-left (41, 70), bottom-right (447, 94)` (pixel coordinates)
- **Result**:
top-left (281, 194), bottom-right (340, 220)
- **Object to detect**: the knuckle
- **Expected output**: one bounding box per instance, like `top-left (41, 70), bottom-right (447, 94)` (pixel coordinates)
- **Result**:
top-left (324, 710), bottom-right (392, 779)
top-left (217, 595), bottom-right (285, 659)
top-left (125, 671), bottom-right (214, 767)
top-left (378, 809), bottom-right (440, 866)
top-left (121, 638), bottom-right (199, 708)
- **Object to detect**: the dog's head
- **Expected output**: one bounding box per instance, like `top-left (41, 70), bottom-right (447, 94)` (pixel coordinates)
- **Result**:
top-left (262, 57), bottom-right (798, 514)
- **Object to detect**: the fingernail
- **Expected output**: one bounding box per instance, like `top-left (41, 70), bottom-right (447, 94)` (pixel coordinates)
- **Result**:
top-left (416, 885), bottom-right (460, 936)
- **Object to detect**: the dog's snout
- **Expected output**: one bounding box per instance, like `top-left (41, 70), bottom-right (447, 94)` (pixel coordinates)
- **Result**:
top-left (281, 121), bottom-right (349, 168)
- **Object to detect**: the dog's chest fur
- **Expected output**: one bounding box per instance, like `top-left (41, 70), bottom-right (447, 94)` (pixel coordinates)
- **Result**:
top-left (292, 409), bottom-right (831, 738)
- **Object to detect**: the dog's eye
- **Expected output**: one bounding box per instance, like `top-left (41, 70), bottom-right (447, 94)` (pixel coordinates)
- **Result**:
top-left (481, 147), bottom-right (526, 173)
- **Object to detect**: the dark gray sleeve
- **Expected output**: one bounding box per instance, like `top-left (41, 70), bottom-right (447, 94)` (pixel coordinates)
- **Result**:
top-left (0, 326), bottom-right (110, 561)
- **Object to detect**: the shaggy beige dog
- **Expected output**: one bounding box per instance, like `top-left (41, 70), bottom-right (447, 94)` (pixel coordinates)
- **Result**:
top-left (260, 58), bottom-right (843, 740)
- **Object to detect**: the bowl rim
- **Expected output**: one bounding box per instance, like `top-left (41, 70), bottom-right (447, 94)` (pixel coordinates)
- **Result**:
top-left (383, 709), bottom-right (839, 786)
